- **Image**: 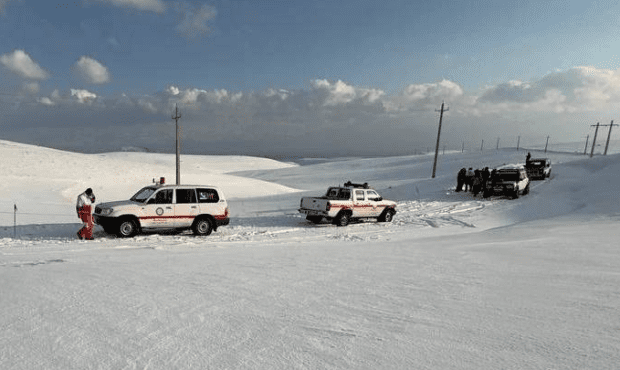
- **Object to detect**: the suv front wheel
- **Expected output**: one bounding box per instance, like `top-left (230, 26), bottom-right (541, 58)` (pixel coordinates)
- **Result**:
top-left (117, 218), bottom-right (138, 238)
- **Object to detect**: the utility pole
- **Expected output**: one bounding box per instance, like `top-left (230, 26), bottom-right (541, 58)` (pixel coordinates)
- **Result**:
top-left (480, 139), bottom-right (484, 151)
top-left (590, 122), bottom-right (600, 158)
top-left (544, 136), bottom-right (550, 153)
top-left (604, 120), bottom-right (618, 155)
top-left (583, 135), bottom-right (589, 155)
top-left (172, 104), bottom-right (182, 185)
top-left (516, 136), bottom-right (520, 151)
top-left (431, 102), bottom-right (448, 178)
top-left (461, 141), bottom-right (464, 153)
top-left (496, 137), bottom-right (500, 150)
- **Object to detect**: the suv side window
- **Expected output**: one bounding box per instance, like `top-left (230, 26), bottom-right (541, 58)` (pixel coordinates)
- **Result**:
top-left (197, 188), bottom-right (220, 203)
top-left (176, 189), bottom-right (197, 204)
top-left (355, 190), bottom-right (365, 200)
top-left (153, 189), bottom-right (173, 204)
top-left (367, 190), bottom-right (379, 201)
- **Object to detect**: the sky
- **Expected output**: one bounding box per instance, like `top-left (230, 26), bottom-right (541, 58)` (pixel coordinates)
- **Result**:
top-left (1, 0), bottom-right (620, 157)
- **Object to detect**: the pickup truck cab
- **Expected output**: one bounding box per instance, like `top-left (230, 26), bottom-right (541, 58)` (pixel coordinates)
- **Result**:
top-left (93, 182), bottom-right (229, 237)
top-left (525, 158), bottom-right (552, 180)
top-left (483, 165), bottom-right (530, 199)
top-left (298, 182), bottom-right (397, 226)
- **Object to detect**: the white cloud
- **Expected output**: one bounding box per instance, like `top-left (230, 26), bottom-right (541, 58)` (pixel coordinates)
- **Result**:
top-left (38, 97), bottom-right (55, 106)
top-left (71, 89), bottom-right (97, 103)
top-left (174, 3), bottom-right (216, 38)
top-left (138, 99), bottom-right (158, 113)
top-left (22, 82), bottom-right (39, 94)
top-left (0, 0), bottom-right (11, 13)
top-left (89, 0), bottom-right (166, 13)
top-left (400, 80), bottom-right (464, 102)
top-left (0, 50), bottom-right (48, 80)
top-left (75, 56), bottom-right (110, 84)
top-left (312, 79), bottom-right (385, 106)
top-left (166, 86), bottom-right (180, 95)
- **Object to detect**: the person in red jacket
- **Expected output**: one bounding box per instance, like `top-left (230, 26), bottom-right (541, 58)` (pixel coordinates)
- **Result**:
top-left (76, 188), bottom-right (96, 240)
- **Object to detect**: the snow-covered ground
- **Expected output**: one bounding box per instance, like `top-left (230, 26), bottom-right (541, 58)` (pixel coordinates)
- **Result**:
top-left (1, 139), bottom-right (619, 369)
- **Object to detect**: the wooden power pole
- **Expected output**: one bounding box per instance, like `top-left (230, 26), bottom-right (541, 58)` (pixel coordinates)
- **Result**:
top-left (590, 122), bottom-right (600, 158)
top-left (172, 104), bottom-right (182, 185)
top-left (431, 102), bottom-right (448, 178)
top-left (604, 120), bottom-right (618, 155)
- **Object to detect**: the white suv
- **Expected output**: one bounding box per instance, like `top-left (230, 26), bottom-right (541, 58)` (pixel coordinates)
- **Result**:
top-left (484, 165), bottom-right (530, 199)
top-left (94, 184), bottom-right (230, 237)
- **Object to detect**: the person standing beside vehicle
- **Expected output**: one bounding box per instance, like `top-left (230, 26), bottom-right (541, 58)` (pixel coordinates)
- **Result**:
top-left (76, 188), bottom-right (96, 240)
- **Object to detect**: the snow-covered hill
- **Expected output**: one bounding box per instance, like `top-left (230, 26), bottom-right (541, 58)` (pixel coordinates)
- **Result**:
top-left (1, 140), bottom-right (618, 369)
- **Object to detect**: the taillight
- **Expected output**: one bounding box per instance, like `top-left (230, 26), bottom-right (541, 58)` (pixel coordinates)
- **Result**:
top-left (326, 202), bottom-right (331, 211)
top-left (225, 207), bottom-right (229, 217)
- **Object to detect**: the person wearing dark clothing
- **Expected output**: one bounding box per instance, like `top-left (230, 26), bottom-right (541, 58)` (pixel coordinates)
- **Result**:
top-left (456, 168), bottom-right (466, 192)
top-left (472, 170), bottom-right (482, 197)
top-left (481, 167), bottom-right (490, 191)
top-left (526, 152), bottom-right (531, 163)
top-left (465, 168), bottom-right (474, 191)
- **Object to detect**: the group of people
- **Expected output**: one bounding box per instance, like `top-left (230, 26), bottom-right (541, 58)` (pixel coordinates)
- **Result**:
top-left (456, 167), bottom-right (492, 197)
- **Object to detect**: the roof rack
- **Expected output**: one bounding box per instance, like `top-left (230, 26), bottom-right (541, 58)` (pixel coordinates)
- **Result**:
top-left (343, 181), bottom-right (369, 189)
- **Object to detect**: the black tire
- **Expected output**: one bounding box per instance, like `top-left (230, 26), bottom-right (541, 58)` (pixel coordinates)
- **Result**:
top-left (512, 187), bottom-right (520, 199)
top-left (333, 212), bottom-right (350, 227)
top-left (306, 216), bottom-right (323, 224)
top-left (378, 209), bottom-right (395, 222)
top-left (192, 217), bottom-right (213, 236)
top-left (483, 190), bottom-right (491, 198)
top-left (117, 218), bottom-right (138, 238)
top-left (523, 183), bottom-right (530, 195)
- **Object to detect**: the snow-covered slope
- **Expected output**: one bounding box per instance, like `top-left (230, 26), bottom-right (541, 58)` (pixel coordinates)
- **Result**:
top-left (1, 140), bottom-right (618, 369)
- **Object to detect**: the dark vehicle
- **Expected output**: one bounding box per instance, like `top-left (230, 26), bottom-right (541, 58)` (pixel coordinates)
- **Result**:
top-left (525, 158), bottom-right (551, 180)
top-left (484, 165), bottom-right (530, 199)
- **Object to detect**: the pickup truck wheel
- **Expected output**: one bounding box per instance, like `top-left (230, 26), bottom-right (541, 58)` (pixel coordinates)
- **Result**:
top-left (306, 216), bottom-right (323, 224)
top-left (523, 183), bottom-right (530, 195)
top-left (378, 209), bottom-right (395, 222)
top-left (334, 212), bottom-right (350, 227)
top-left (192, 217), bottom-right (213, 236)
top-left (512, 187), bottom-right (520, 199)
top-left (117, 218), bottom-right (138, 238)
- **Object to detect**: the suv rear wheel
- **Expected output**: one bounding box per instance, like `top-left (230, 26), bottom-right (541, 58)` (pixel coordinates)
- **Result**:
top-left (333, 212), bottom-right (350, 227)
top-left (192, 217), bottom-right (213, 236)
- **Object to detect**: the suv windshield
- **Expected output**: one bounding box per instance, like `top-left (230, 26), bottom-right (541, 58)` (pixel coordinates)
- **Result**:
top-left (496, 171), bottom-right (519, 182)
top-left (130, 187), bottom-right (157, 203)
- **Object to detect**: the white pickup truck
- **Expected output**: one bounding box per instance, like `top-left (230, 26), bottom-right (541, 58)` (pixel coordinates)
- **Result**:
top-left (298, 182), bottom-right (397, 226)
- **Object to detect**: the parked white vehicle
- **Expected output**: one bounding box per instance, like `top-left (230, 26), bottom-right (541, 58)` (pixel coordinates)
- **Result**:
top-left (93, 181), bottom-right (229, 237)
top-left (484, 165), bottom-right (530, 199)
top-left (299, 182), bottom-right (397, 226)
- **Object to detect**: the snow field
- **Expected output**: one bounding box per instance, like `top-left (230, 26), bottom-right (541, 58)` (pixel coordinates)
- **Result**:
top-left (1, 140), bottom-right (619, 369)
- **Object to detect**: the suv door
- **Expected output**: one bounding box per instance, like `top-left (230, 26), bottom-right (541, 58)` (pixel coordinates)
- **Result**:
top-left (142, 188), bottom-right (174, 228)
top-left (174, 188), bottom-right (198, 228)
top-left (353, 189), bottom-right (370, 217)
